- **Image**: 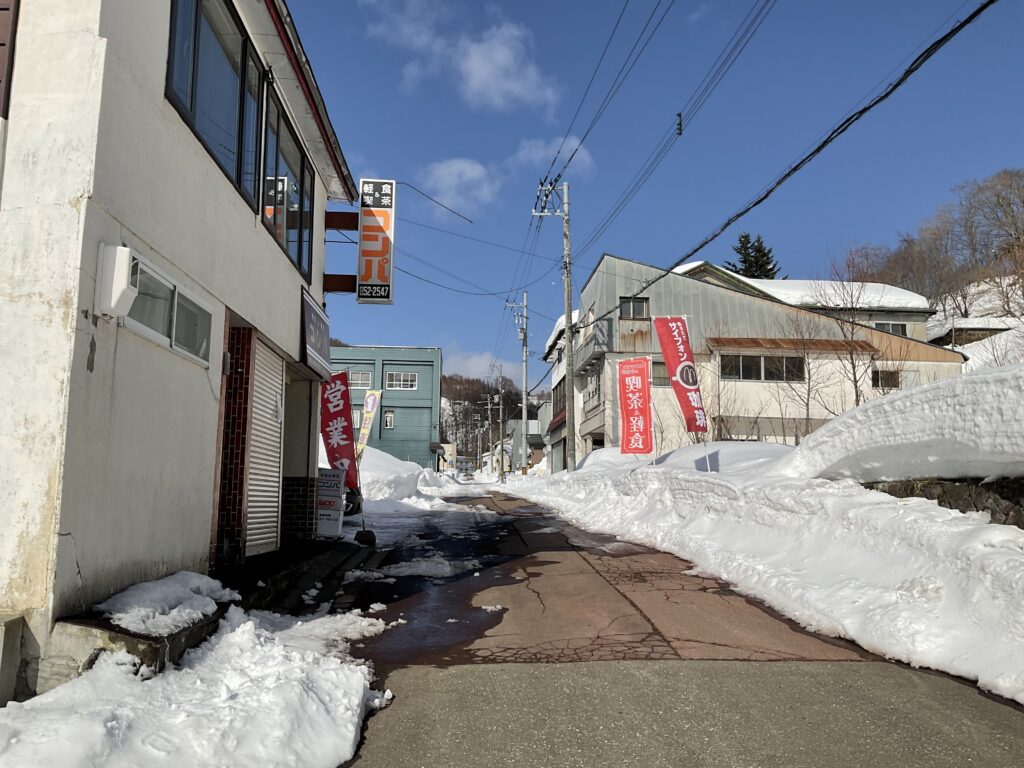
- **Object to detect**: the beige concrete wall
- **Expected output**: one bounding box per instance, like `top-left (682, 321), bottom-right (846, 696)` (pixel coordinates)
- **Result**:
top-left (0, 0), bottom-right (105, 651)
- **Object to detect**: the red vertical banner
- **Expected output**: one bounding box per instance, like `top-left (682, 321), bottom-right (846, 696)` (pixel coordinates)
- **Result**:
top-left (617, 357), bottom-right (654, 454)
top-left (653, 316), bottom-right (708, 433)
top-left (320, 372), bottom-right (359, 489)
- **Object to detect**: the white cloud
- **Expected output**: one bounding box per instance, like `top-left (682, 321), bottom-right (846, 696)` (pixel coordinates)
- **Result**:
top-left (359, 1), bottom-right (559, 113)
top-left (687, 4), bottom-right (711, 25)
top-left (511, 135), bottom-right (595, 178)
top-left (419, 158), bottom-right (502, 218)
top-left (453, 23), bottom-right (559, 114)
top-left (444, 349), bottom-right (519, 379)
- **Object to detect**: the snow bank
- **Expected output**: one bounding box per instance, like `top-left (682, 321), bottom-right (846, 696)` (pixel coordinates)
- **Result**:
top-left (511, 460), bottom-right (1024, 705)
top-left (359, 446), bottom-right (425, 500)
top-left (575, 446), bottom-right (654, 473)
top-left (95, 571), bottom-right (240, 636)
top-left (0, 607), bottom-right (388, 767)
top-left (777, 365), bottom-right (1024, 482)
top-left (654, 441), bottom-right (792, 473)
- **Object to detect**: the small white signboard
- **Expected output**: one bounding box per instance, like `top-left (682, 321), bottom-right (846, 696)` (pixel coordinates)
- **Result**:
top-left (316, 469), bottom-right (345, 538)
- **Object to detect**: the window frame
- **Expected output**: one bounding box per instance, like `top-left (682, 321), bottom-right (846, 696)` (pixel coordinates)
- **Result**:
top-left (260, 88), bottom-right (315, 282)
top-left (872, 369), bottom-right (901, 390)
top-left (382, 409), bottom-right (396, 430)
top-left (122, 257), bottom-right (213, 368)
top-left (875, 322), bottom-right (908, 337)
top-left (651, 361), bottom-right (670, 387)
top-left (619, 297), bottom-right (650, 320)
top-left (385, 371), bottom-right (419, 390)
top-left (164, 0), bottom-right (263, 212)
top-left (348, 370), bottom-right (372, 389)
top-left (719, 353), bottom-right (805, 383)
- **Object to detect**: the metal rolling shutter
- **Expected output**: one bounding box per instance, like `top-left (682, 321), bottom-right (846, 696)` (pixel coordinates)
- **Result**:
top-left (245, 339), bottom-right (285, 556)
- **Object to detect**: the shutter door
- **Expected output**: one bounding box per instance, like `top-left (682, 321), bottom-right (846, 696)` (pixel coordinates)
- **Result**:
top-left (246, 339), bottom-right (285, 556)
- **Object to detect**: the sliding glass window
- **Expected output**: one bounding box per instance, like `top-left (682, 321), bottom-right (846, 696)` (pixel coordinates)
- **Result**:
top-left (262, 90), bottom-right (315, 280)
top-left (166, 0), bottom-right (262, 208)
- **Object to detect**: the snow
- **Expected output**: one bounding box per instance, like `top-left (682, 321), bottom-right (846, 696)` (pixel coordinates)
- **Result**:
top-left (957, 326), bottom-right (1024, 371)
top-left (543, 308), bottom-right (579, 359)
top-left (498, 367), bottom-right (1024, 705)
top-left (344, 555), bottom-right (481, 583)
top-left (777, 365), bottom-right (1024, 482)
top-left (743, 278), bottom-right (931, 310)
top-left (575, 446), bottom-right (655, 473)
top-left (507, 450), bottom-right (1024, 705)
top-left (0, 607), bottom-right (388, 767)
top-left (95, 571), bottom-right (240, 636)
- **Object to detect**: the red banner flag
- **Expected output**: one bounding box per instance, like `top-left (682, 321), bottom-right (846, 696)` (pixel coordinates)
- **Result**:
top-left (617, 357), bottom-right (654, 454)
top-left (320, 372), bottom-right (359, 489)
top-left (653, 316), bottom-right (708, 433)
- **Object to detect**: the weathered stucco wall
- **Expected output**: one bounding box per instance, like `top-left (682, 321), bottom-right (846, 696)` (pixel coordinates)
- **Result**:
top-left (0, 0), bottom-right (105, 643)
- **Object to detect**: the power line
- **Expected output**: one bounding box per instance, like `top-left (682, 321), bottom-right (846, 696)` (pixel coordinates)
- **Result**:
top-left (576, 0), bottom-right (1001, 332)
top-left (397, 216), bottom-right (561, 262)
top-left (397, 181), bottom-right (473, 223)
top-left (543, 0), bottom-right (632, 182)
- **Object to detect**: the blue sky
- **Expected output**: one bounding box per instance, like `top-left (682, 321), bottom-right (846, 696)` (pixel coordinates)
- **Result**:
top-left (290, 0), bottom-right (1023, 383)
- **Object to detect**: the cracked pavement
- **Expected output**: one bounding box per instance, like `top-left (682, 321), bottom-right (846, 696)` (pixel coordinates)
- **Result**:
top-left (345, 490), bottom-right (1024, 767)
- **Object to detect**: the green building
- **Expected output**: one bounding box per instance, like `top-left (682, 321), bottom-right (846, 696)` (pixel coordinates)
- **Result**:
top-left (330, 345), bottom-right (443, 469)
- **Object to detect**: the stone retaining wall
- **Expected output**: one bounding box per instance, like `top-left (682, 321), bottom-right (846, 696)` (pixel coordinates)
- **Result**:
top-left (866, 477), bottom-right (1024, 529)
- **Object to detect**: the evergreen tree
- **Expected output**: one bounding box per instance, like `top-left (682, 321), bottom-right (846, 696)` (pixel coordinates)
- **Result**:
top-left (723, 232), bottom-right (783, 279)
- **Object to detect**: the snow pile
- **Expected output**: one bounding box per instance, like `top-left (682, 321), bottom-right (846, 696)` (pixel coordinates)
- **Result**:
top-left (359, 445), bottom-right (425, 500)
top-left (777, 365), bottom-right (1024, 482)
top-left (95, 571), bottom-right (240, 636)
top-left (958, 325), bottom-right (1024, 372)
top-left (0, 607), bottom-right (388, 767)
top-left (575, 446), bottom-right (654, 473)
top-left (510, 455), bottom-right (1024, 705)
top-left (344, 554), bottom-right (481, 583)
top-left (654, 441), bottom-right (792, 473)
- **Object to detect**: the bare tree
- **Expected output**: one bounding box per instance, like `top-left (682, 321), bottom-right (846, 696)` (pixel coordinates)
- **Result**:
top-left (772, 311), bottom-right (834, 438)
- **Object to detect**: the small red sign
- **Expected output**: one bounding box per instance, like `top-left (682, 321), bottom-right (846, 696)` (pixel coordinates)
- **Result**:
top-left (618, 357), bottom-right (654, 454)
top-left (653, 316), bottom-right (708, 433)
top-left (320, 372), bottom-right (359, 489)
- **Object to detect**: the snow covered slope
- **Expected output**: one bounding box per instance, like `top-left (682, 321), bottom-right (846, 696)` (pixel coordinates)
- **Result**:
top-left (777, 365), bottom-right (1024, 482)
top-left (508, 453), bottom-right (1024, 705)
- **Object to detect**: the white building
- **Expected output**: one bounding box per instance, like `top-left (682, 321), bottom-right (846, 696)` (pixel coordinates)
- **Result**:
top-left (0, 0), bottom-right (355, 699)
top-left (542, 254), bottom-right (965, 464)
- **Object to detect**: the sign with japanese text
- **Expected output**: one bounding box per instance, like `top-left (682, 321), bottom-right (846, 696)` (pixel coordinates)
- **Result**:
top-left (319, 372), bottom-right (359, 489)
top-left (617, 357), bottom-right (654, 455)
top-left (356, 179), bottom-right (396, 304)
top-left (653, 316), bottom-right (708, 433)
top-left (316, 469), bottom-right (344, 538)
top-left (301, 289), bottom-right (331, 380)
top-left (355, 389), bottom-right (382, 460)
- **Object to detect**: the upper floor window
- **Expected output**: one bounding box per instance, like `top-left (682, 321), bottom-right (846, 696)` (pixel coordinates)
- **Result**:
top-left (348, 370), bottom-right (372, 389)
top-left (167, 0), bottom-right (262, 206)
top-left (263, 92), bottom-right (314, 278)
top-left (385, 371), bottom-right (418, 390)
top-left (651, 361), bottom-right (670, 387)
top-left (875, 322), bottom-right (907, 337)
top-left (382, 410), bottom-right (395, 429)
top-left (619, 297), bottom-right (649, 320)
top-left (126, 258), bottom-right (213, 365)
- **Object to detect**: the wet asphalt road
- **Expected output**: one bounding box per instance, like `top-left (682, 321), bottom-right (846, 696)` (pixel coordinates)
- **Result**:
top-left (340, 489), bottom-right (1024, 768)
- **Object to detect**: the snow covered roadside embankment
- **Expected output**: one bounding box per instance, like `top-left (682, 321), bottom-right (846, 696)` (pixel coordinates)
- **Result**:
top-left (775, 365), bottom-right (1024, 482)
top-left (509, 440), bottom-right (1024, 704)
top-left (0, 607), bottom-right (389, 767)
top-left (95, 571), bottom-right (240, 636)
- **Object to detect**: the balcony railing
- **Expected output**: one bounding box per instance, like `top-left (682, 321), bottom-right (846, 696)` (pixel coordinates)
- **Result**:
top-left (574, 317), bottom-right (613, 372)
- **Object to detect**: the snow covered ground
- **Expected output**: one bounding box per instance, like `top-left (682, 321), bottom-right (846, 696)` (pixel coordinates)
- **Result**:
top-left (502, 367), bottom-right (1024, 705)
top-left (0, 607), bottom-right (390, 767)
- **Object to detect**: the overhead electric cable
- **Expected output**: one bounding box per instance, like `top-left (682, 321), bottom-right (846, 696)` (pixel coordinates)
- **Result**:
top-left (575, 0), bottom-right (1001, 332)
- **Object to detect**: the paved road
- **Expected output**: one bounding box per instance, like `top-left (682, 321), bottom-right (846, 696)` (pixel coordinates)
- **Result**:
top-left (344, 491), bottom-right (1024, 767)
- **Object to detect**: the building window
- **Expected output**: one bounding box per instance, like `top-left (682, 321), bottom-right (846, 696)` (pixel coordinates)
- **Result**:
top-left (348, 370), bottom-right (372, 389)
top-left (125, 259), bottom-right (213, 364)
top-left (383, 409), bottom-right (395, 429)
top-left (262, 91), bottom-right (315, 279)
top-left (619, 297), bottom-right (650, 320)
top-left (166, 0), bottom-right (262, 208)
top-left (385, 371), bottom-right (418, 390)
top-left (872, 369), bottom-right (901, 389)
top-left (875, 322), bottom-right (908, 337)
top-left (651, 361), bottom-right (670, 387)
top-left (352, 409), bottom-right (362, 429)
top-left (720, 354), bottom-right (804, 382)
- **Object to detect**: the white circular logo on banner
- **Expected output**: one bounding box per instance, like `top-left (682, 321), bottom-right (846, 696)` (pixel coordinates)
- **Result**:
top-left (674, 362), bottom-right (699, 389)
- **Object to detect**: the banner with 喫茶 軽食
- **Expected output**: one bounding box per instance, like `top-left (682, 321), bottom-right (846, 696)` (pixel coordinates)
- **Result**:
top-left (617, 357), bottom-right (653, 455)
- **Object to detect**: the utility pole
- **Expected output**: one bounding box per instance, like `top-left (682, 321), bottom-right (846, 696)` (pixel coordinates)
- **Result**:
top-left (533, 180), bottom-right (575, 472)
top-left (479, 396), bottom-right (493, 473)
top-left (496, 390), bottom-right (505, 483)
top-left (507, 291), bottom-right (530, 475)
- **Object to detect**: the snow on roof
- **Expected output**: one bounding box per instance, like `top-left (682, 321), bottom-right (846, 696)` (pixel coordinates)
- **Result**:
top-left (674, 261), bottom-right (931, 311)
top-left (544, 309), bottom-right (579, 359)
top-left (744, 278), bottom-right (931, 310)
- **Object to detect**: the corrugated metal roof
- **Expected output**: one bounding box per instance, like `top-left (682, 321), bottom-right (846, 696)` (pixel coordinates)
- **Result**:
top-left (707, 337), bottom-right (878, 353)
